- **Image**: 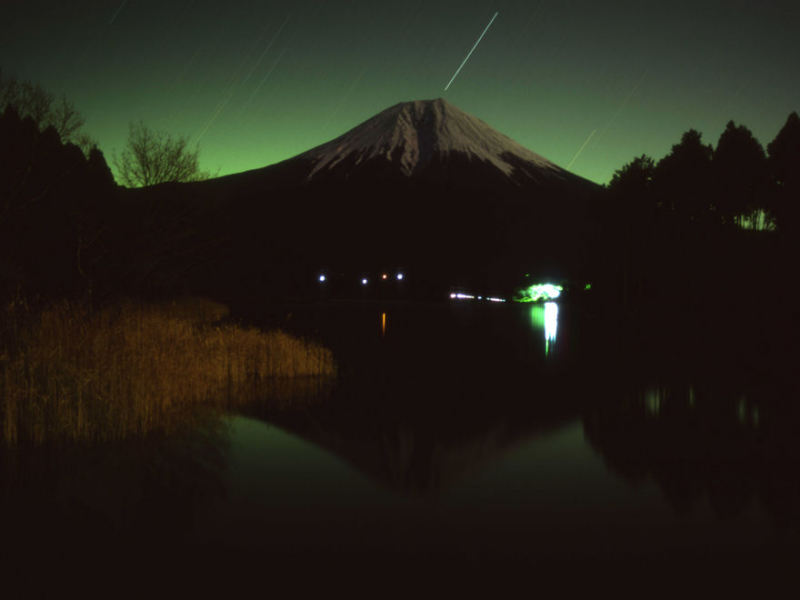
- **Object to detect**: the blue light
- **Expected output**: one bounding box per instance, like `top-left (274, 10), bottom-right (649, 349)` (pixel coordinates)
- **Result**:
top-left (396, 273), bottom-right (404, 280)
top-left (319, 274), bottom-right (326, 283)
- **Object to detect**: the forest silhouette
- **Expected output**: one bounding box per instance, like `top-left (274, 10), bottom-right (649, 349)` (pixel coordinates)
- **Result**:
top-left (0, 74), bottom-right (798, 310)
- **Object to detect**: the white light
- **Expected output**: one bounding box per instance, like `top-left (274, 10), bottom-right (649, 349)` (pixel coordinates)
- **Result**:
top-left (319, 274), bottom-right (326, 283)
top-left (396, 273), bottom-right (404, 280)
top-left (477, 296), bottom-right (483, 300)
top-left (361, 278), bottom-right (368, 285)
top-left (450, 292), bottom-right (480, 300)
top-left (487, 297), bottom-right (506, 303)
top-left (544, 302), bottom-right (558, 342)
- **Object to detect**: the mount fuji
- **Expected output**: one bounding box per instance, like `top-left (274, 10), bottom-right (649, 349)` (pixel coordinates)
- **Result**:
top-left (297, 98), bottom-right (579, 184)
top-left (128, 99), bottom-right (603, 299)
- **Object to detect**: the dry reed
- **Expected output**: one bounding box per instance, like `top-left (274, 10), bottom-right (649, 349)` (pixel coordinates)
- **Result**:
top-left (0, 298), bottom-right (336, 444)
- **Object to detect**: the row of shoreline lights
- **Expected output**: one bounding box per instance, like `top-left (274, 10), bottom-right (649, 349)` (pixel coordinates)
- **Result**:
top-left (318, 272), bottom-right (404, 284)
top-left (449, 293), bottom-right (506, 303)
top-left (448, 283), bottom-right (566, 304)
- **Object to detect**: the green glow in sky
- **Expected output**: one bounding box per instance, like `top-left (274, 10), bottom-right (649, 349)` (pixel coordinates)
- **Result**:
top-left (3, 1), bottom-right (799, 185)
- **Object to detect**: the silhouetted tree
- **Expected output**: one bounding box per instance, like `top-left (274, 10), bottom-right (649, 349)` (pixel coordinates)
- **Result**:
top-left (0, 68), bottom-right (93, 153)
top-left (608, 154), bottom-right (656, 215)
top-left (87, 146), bottom-right (117, 189)
top-left (607, 155), bottom-right (657, 305)
top-left (0, 105), bottom-right (117, 300)
top-left (114, 122), bottom-right (209, 188)
top-left (766, 112), bottom-right (800, 235)
top-left (653, 129), bottom-right (713, 221)
top-left (712, 121), bottom-right (767, 226)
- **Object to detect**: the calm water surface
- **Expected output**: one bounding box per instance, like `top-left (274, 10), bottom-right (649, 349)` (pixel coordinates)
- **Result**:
top-left (2, 300), bottom-right (798, 589)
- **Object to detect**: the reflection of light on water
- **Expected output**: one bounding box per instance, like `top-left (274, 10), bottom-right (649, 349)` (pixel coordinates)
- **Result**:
top-left (530, 305), bottom-right (545, 329)
top-left (544, 302), bottom-right (558, 356)
top-left (645, 388), bottom-right (663, 416)
top-left (736, 395), bottom-right (760, 428)
top-left (737, 397), bottom-right (747, 423)
top-left (530, 302), bottom-right (559, 356)
top-left (381, 312), bottom-right (387, 337)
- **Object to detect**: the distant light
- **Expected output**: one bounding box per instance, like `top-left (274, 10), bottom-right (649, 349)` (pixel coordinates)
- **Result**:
top-left (396, 273), bottom-right (404, 281)
top-left (514, 283), bottom-right (563, 303)
top-left (361, 278), bottom-right (368, 285)
top-left (381, 273), bottom-right (388, 280)
top-left (449, 291), bottom-right (506, 303)
top-left (584, 283), bottom-right (592, 291)
top-left (319, 274), bottom-right (326, 283)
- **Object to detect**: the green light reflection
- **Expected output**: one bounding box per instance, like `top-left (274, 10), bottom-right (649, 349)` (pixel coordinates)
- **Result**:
top-left (530, 302), bottom-right (559, 356)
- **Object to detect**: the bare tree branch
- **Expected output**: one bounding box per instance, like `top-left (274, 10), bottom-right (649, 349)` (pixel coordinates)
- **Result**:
top-left (113, 121), bottom-right (209, 188)
top-left (0, 68), bottom-right (95, 153)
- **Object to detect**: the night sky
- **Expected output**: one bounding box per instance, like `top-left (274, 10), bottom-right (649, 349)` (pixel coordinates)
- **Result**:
top-left (2, 0), bottom-right (798, 184)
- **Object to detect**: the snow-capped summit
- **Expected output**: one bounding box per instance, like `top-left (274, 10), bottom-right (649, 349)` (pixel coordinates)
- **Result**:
top-left (299, 98), bottom-right (565, 181)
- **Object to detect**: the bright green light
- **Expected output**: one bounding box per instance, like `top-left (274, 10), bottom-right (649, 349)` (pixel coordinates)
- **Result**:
top-left (584, 283), bottom-right (592, 291)
top-left (530, 302), bottom-right (559, 357)
top-left (530, 305), bottom-right (545, 329)
top-left (514, 283), bottom-right (563, 303)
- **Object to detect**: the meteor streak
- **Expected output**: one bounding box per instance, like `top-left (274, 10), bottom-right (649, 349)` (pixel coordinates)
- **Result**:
top-left (567, 129), bottom-right (597, 170)
top-left (593, 68), bottom-right (649, 145)
top-left (444, 12), bottom-right (499, 91)
top-left (240, 47), bottom-right (288, 113)
top-left (108, 0), bottom-right (128, 25)
top-left (242, 16), bottom-right (291, 87)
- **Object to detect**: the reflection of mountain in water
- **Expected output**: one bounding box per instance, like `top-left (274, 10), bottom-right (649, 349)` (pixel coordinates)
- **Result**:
top-left (235, 302), bottom-right (579, 492)
top-left (583, 382), bottom-right (800, 525)
top-left (258, 408), bottom-right (576, 494)
top-left (0, 413), bottom-right (229, 587)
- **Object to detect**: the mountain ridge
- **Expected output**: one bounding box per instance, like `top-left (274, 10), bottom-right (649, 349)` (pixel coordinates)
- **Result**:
top-left (295, 98), bottom-right (568, 182)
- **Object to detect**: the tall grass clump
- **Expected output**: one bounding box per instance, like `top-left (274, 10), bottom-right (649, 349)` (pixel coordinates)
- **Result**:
top-left (0, 298), bottom-right (336, 444)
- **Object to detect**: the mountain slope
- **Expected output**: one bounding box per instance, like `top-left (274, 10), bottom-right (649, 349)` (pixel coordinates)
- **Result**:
top-left (125, 99), bottom-right (603, 300)
top-left (297, 98), bottom-right (568, 182)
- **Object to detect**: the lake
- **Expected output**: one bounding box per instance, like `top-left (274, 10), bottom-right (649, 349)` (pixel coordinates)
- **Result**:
top-left (2, 299), bottom-right (798, 592)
